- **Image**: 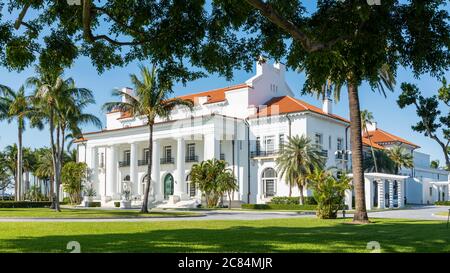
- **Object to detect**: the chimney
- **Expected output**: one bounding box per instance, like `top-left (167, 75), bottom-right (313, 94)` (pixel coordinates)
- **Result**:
top-left (366, 121), bottom-right (377, 131)
top-left (256, 56), bottom-right (269, 76)
top-left (322, 98), bottom-right (332, 114)
top-left (121, 87), bottom-right (133, 102)
top-left (273, 62), bottom-right (286, 79)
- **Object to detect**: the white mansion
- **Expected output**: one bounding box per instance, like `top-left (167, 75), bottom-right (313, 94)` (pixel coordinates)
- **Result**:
top-left (76, 60), bottom-right (449, 208)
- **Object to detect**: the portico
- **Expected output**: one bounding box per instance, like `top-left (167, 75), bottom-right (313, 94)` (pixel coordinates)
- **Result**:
top-left (347, 173), bottom-right (409, 210)
top-left (80, 113), bottom-right (242, 206)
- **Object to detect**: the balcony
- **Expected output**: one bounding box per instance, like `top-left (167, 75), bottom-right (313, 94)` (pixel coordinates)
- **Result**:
top-left (185, 155), bottom-right (199, 163)
top-left (118, 161), bottom-right (130, 167)
top-left (138, 159), bottom-right (149, 166)
top-left (320, 149), bottom-right (328, 158)
top-left (160, 157), bottom-right (175, 164)
top-left (219, 153), bottom-right (225, 160)
top-left (250, 150), bottom-right (279, 158)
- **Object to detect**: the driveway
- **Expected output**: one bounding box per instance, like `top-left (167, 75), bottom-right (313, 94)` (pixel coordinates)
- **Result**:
top-left (0, 210), bottom-right (316, 222)
top-left (0, 206), bottom-right (447, 222)
top-left (367, 205), bottom-right (450, 221)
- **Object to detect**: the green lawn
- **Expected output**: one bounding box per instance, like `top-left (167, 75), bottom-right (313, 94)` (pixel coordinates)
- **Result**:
top-left (0, 208), bottom-right (197, 218)
top-left (0, 218), bottom-right (449, 253)
top-left (435, 211), bottom-right (450, 217)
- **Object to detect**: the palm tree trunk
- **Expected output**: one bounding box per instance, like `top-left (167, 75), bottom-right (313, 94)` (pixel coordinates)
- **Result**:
top-left (365, 128), bottom-right (378, 172)
top-left (348, 82), bottom-right (369, 223)
top-left (299, 184), bottom-right (304, 205)
top-left (141, 123), bottom-right (154, 213)
top-left (17, 123), bottom-right (23, 201)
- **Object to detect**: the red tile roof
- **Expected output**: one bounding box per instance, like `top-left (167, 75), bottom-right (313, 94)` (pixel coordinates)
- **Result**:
top-left (363, 128), bottom-right (420, 149)
top-left (362, 137), bottom-right (385, 150)
top-left (178, 83), bottom-right (250, 105)
top-left (253, 96), bottom-right (350, 123)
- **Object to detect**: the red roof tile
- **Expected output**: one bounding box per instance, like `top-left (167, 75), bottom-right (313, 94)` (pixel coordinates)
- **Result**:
top-left (363, 128), bottom-right (420, 148)
top-left (253, 96), bottom-right (350, 123)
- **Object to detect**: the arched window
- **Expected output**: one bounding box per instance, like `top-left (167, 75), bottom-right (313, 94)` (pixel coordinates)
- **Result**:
top-left (262, 168), bottom-right (277, 197)
top-left (186, 174), bottom-right (196, 197)
top-left (141, 175), bottom-right (153, 196)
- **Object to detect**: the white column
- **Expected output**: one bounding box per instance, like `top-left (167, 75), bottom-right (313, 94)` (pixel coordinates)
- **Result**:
top-left (152, 140), bottom-right (162, 201)
top-left (398, 180), bottom-right (404, 208)
top-left (130, 142), bottom-right (138, 196)
top-left (204, 133), bottom-right (220, 160)
top-left (447, 184), bottom-right (450, 201)
top-left (90, 146), bottom-right (99, 196)
top-left (175, 137), bottom-right (187, 199)
top-left (377, 179), bottom-right (385, 209)
top-left (106, 145), bottom-right (117, 200)
top-left (365, 178), bottom-right (372, 210)
top-left (344, 189), bottom-right (353, 210)
top-left (388, 180), bottom-right (394, 208)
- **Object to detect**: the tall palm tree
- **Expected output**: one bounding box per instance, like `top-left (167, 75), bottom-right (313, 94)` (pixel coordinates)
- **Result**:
top-left (386, 145), bottom-right (414, 175)
top-left (0, 85), bottom-right (42, 200)
top-left (305, 64), bottom-right (396, 222)
top-left (103, 65), bottom-right (193, 213)
top-left (27, 68), bottom-right (101, 211)
top-left (361, 110), bottom-right (378, 173)
top-left (276, 135), bottom-right (325, 205)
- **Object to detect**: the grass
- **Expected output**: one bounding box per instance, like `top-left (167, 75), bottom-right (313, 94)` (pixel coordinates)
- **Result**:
top-left (435, 211), bottom-right (450, 217)
top-left (0, 218), bottom-right (449, 253)
top-left (0, 208), bottom-right (198, 218)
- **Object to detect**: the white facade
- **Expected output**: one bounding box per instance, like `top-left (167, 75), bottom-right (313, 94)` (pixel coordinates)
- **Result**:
top-left (77, 60), bottom-right (449, 208)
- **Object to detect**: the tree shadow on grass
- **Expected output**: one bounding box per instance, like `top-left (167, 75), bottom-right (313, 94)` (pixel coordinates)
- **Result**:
top-left (1, 219), bottom-right (449, 253)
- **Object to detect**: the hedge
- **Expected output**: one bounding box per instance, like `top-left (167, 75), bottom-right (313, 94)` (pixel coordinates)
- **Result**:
top-left (85, 201), bottom-right (101, 207)
top-left (0, 201), bottom-right (53, 208)
top-left (241, 203), bottom-right (317, 210)
top-left (114, 202), bottom-right (120, 208)
top-left (270, 196), bottom-right (317, 205)
top-left (435, 201), bottom-right (450, 206)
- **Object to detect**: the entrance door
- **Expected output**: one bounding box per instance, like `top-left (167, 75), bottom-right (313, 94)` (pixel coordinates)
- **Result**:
top-left (164, 173), bottom-right (174, 199)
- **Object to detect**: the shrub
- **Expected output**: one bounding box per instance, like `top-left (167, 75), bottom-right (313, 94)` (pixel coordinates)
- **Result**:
top-left (62, 162), bottom-right (87, 204)
top-left (114, 202), bottom-right (120, 208)
top-left (0, 201), bottom-right (53, 208)
top-left (308, 169), bottom-right (351, 219)
top-left (435, 201), bottom-right (450, 206)
top-left (241, 203), bottom-right (317, 210)
top-left (270, 196), bottom-right (317, 205)
top-left (85, 201), bottom-right (101, 208)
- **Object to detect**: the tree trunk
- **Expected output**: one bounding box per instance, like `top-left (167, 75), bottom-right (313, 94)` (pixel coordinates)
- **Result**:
top-left (366, 128), bottom-right (378, 173)
top-left (141, 123), bottom-right (154, 213)
top-left (289, 184), bottom-right (292, 197)
top-left (17, 123), bottom-right (23, 201)
top-left (348, 82), bottom-right (369, 223)
top-left (299, 184), bottom-right (304, 205)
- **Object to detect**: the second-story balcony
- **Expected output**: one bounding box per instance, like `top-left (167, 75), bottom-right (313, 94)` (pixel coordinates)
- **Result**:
top-left (160, 157), bottom-right (175, 164)
top-left (250, 150), bottom-right (279, 158)
top-left (185, 155), bottom-right (199, 163)
top-left (320, 149), bottom-right (328, 158)
top-left (138, 159), bottom-right (149, 166)
top-left (118, 161), bottom-right (130, 167)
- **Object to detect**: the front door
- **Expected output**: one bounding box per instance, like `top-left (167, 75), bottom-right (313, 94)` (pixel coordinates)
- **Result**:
top-left (164, 173), bottom-right (174, 199)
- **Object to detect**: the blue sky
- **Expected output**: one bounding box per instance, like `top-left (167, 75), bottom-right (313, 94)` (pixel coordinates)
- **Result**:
top-left (0, 1), bottom-right (449, 167)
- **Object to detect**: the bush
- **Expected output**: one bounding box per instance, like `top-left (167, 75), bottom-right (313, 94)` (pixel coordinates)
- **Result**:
top-left (85, 201), bottom-right (101, 208)
top-left (270, 196), bottom-right (317, 205)
top-left (435, 201), bottom-right (450, 206)
top-left (0, 201), bottom-right (53, 208)
top-left (114, 202), bottom-right (120, 208)
top-left (241, 203), bottom-right (317, 210)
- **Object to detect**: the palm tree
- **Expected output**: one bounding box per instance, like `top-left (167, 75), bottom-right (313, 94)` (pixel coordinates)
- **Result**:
top-left (216, 167), bottom-right (238, 209)
top-left (361, 110), bottom-right (378, 173)
top-left (363, 149), bottom-right (396, 174)
top-left (103, 65), bottom-right (193, 213)
top-left (27, 68), bottom-right (101, 211)
top-left (305, 64), bottom-right (396, 222)
top-left (276, 135), bottom-right (325, 205)
top-left (34, 148), bottom-right (55, 199)
top-left (0, 85), bottom-right (42, 200)
top-left (386, 145), bottom-right (414, 175)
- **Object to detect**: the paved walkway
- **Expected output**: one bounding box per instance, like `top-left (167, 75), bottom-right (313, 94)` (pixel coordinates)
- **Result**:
top-left (0, 206), bottom-right (448, 222)
top-left (367, 205), bottom-right (450, 221)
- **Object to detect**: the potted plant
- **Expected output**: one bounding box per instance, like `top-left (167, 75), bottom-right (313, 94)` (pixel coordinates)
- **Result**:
top-left (83, 186), bottom-right (96, 203)
top-left (120, 189), bottom-right (132, 209)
